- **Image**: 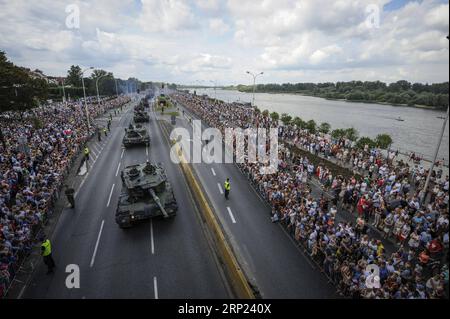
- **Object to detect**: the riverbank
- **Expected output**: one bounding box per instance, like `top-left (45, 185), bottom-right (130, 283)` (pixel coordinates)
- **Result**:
top-left (236, 89), bottom-right (445, 111)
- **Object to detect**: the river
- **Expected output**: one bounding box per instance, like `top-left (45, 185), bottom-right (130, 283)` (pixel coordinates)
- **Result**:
top-left (187, 88), bottom-right (449, 164)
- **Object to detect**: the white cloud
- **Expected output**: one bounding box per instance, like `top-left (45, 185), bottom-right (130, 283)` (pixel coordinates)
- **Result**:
top-left (0, 0), bottom-right (448, 84)
top-left (138, 0), bottom-right (198, 33)
top-left (208, 18), bottom-right (230, 34)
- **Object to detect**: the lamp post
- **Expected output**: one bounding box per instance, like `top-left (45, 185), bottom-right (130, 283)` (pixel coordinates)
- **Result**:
top-left (95, 73), bottom-right (109, 105)
top-left (61, 78), bottom-right (67, 107)
top-left (246, 71), bottom-right (264, 107)
top-left (81, 66), bottom-right (94, 134)
top-left (421, 35), bottom-right (449, 205)
top-left (209, 80), bottom-right (217, 101)
top-left (115, 78), bottom-right (119, 97)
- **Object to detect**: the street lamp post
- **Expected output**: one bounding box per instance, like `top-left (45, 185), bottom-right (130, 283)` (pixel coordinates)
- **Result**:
top-left (246, 71), bottom-right (264, 107)
top-left (81, 66), bottom-right (94, 134)
top-left (61, 78), bottom-right (67, 107)
top-left (209, 80), bottom-right (217, 101)
top-left (421, 105), bottom-right (449, 204)
top-left (421, 35), bottom-right (449, 205)
top-left (95, 74), bottom-right (109, 105)
top-left (115, 78), bottom-right (119, 97)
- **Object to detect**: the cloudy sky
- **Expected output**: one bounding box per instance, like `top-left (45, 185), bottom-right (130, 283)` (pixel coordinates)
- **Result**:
top-left (0, 0), bottom-right (448, 85)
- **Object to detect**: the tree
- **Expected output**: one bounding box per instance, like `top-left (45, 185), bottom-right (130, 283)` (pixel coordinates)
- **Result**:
top-left (0, 51), bottom-right (48, 114)
top-left (66, 65), bottom-right (82, 87)
top-left (91, 69), bottom-right (107, 79)
top-left (292, 116), bottom-right (305, 128)
top-left (305, 119), bottom-right (317, 134)
top-left (281, 113), bottom-right (292, 125)
top-left (375, 134), bottom-right (393, 149)
top-left (345, 127), bottom-right (359, 141)
top-left (331, 128), bottom-right (346, 140)
top-left (262, 109), bottom-right (269, 117)
top-left (270, 112), bottom-right (279, 121)
top-left (356, 136), bottom-right (376, 149)
top-left (318, 122), bottom-right (331, 134)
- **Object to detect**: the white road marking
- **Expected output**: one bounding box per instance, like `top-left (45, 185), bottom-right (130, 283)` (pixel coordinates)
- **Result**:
top-left (150, 220), bottom-right (155, 255)
top-left (217, 183), bottom-right (224, 195)
top-left (90, 220), bottom-right (104, 267)
top-left (106, 184), bottom-right (115, 207)
top-left (153, 277), bottom-right (158, 299)
top-left (90, 149), bottom-right (98, 158)
top-left (227, 207), bottom-right (236, 224)
top-left (211, 167), bottom-right (216, 176)
top-left (92, 143), bottom-right (101, 153)
top-left (120, 148), bottom-right (125, 159)
top-left (115, 162), bottom-right (121, 177)
top-left (146, 146), bottom-right (149, 157)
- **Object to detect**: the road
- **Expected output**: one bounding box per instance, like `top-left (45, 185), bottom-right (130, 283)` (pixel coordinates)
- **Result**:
top-left (168, 100), bottom-right (337, 298)
top-left (23, 100), bottom-right (229, 299)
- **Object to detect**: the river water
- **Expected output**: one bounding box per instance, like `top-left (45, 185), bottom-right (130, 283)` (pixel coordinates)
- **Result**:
top-left (188, 88), bottom-right (449, 164)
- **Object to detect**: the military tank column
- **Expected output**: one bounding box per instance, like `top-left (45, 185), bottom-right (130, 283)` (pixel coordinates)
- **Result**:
top-left (123, 123), bottom-right (150, 147)
top-left (115, 162), bottom-right (178, 228)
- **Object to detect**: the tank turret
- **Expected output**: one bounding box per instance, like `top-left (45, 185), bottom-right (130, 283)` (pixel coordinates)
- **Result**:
top-left (116, 162), bottom-right (177, 228)
top-left (123, 124), bottom-right (150, 147)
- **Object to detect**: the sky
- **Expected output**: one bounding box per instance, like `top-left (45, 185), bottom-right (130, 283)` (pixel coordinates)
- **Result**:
top-left (0, 0), bottom-right (448, 85)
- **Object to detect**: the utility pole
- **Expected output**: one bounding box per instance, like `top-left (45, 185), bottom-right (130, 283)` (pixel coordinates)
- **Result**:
top-left (246, 71), bottom-right (264, 107)
top-left (421, 35), bottom-right (449, 205)
top-left (81, 66), bottom-right (94, 134)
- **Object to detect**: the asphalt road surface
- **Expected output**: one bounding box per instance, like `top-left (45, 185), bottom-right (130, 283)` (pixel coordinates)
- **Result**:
top-left (23, 100), bottom-right (229, 299)
top-left (173, 100), bottom-right (337, 299)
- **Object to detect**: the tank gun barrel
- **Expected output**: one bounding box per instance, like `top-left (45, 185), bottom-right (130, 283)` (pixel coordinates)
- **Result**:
top-left (148, 188), bottom-right (169, 218)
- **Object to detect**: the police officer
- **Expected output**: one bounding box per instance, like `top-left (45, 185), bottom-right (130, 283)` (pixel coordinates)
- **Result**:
top-left (103, 127), bottom-right (108, 137)
top-left (107, 119), bottom-right (111, 131)
top-left (64, 185), bottom-right (75, 208)
top-left (84, 146), bottom-right (90, 161)
top-left (41, 238), bottom-right (55, 274)
top-left (224, 178), bottom-right (231, 200)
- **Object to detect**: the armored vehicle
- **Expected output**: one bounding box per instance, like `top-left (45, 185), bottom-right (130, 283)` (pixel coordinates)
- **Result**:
top-left (134, 110), bottom-right (150, 122)
top-left (123, 124), bottom-right (150, 147)
top-left (115, 162), bottom-right (178, 228)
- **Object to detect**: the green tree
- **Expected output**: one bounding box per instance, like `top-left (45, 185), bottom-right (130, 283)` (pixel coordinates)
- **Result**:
top-left (318, 122), bottom-right (331, 134)
top-left (292, 116), bottom-right (305, 128)
top-left (281, 113), bottom-right (292, 125)
top-left (345, 127), bottom-right (359, 141)
top-left (375, 134), bottom-right (393, 149)
top-left (262, 109), bottom-right (269, 117)
top-left (356, 136), bottom-right (376, 149)
top-left (305, 119), bottom-right (317, 133)
top-left (270, 112), bottom-right (279, 121)
top-left (331, 128), bottom-right (346, 140)
top-left (66, 65), bottom-right (82, 87)
top-left (0, 51), bottom-right (48, 114)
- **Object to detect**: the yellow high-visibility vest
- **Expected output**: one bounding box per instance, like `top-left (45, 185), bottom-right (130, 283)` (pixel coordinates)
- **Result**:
top-left (84, 147), bottom-right (89, 155)
top-left (224, 181), bottom-right (230, 191)
top-left (41, 239), bottom-right (51, 256)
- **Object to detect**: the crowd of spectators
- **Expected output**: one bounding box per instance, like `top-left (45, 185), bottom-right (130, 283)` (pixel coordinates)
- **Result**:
top-left (172, 92), bottom-right (449, 299)
top-left (0, 95), bottom-right (130, 297)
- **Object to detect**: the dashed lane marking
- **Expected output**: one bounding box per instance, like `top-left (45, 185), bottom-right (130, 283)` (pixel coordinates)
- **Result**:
top-left (227, 207), bottom-right (237, 224)
top-left (90, 220), bottom-right (104, 268)
top-left (106, 184), bottom-right (115, 207)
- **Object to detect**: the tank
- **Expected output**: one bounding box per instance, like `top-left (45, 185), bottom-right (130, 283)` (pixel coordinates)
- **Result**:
top-left (134, 110), bottom-right (150, 122)
top-left (116, 162), bottom-right (178, 228)
top-left (123, 124), bottom-right (150, 147)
